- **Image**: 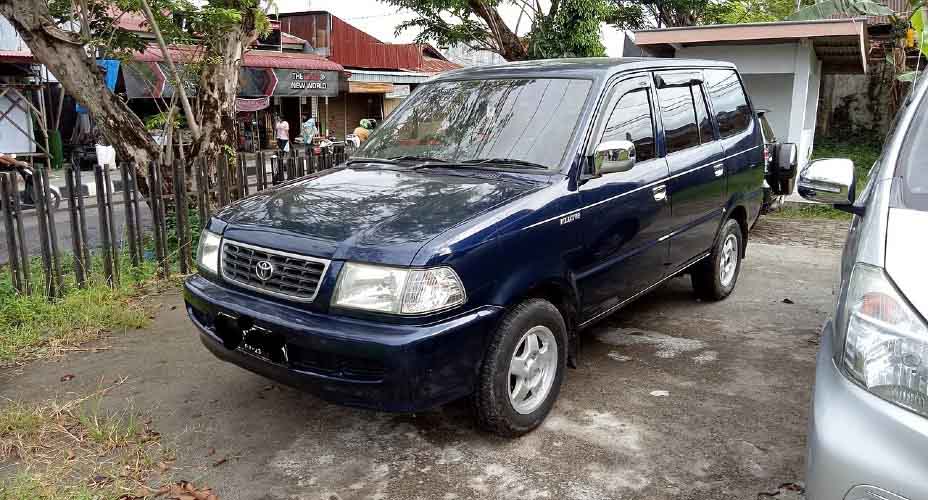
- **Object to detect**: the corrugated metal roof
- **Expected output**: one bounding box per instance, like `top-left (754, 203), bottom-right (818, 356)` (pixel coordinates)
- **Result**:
top-left (135, 45), bottom-right (343, 71)
top-left (279, 11), bottom-right (461, 73)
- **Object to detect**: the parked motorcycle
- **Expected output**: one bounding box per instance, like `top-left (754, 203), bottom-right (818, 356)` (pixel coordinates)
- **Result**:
top-left (0, 155), bottom-right (62, 210)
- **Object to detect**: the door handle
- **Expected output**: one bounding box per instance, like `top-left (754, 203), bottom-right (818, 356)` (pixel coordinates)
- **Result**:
top-left (713, 164), bottom-right (725, 177)
top-left (652, 184), bottom-right (667, 202)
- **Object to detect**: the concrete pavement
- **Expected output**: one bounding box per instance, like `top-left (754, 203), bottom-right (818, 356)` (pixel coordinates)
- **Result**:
top-left (0, 241), bottom-right (838, 499)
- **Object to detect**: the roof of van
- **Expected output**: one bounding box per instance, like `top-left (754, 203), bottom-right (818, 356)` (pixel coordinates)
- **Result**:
top-left (429, 57), bottom-right (737, 82)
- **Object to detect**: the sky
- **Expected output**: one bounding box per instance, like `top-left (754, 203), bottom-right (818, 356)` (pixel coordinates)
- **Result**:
top-left (273, 0), bottom-right (624, 56)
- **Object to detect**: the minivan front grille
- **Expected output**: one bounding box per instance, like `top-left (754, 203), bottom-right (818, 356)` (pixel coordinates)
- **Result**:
top-left (220, 240), bottom-right (329, 302)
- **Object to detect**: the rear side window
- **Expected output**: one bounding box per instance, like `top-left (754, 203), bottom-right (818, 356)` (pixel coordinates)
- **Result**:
top-left (601, 88), bottom-right (656, 162)
top-left (657, 85), bottom-right (700, 154)
top-left (704, 69), bottom-right (753, 138)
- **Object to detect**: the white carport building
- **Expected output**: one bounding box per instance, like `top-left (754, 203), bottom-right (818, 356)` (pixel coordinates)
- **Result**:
top-left (632, 19), bottom-right (869, 172)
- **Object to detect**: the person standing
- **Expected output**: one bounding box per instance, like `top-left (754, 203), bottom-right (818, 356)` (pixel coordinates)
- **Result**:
top-left (275, 116), bottom-right (290, 151)
top-left (301, 114), bottom-right (318, 153)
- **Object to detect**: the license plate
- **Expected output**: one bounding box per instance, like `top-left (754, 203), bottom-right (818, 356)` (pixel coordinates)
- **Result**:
top-left (238, 326), bottom-right (288, 365)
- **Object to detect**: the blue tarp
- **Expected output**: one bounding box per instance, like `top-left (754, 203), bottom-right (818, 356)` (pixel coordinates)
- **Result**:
top-left (76, 59), bottom-right (120, 113)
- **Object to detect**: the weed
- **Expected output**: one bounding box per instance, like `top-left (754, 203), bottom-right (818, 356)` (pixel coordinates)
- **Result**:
top-left (0, 253), bottom-right (161, 365)
top-left (0, 381), bottom-right (169, 499)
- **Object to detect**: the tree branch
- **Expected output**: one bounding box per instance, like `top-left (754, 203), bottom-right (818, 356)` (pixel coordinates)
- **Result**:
top-left (139, 0), bottom-right (201, 140)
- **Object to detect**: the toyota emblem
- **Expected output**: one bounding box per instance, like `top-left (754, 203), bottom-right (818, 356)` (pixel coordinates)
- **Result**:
top-left (255, 260), bottom-right (275, 281)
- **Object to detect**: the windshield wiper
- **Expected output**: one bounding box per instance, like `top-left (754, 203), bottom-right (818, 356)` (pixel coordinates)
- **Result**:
top-left (462, 158), bottom-right (550, 170)
top-left (345, 157), bottom-right (401, 166)
top-left (389, 155), bottom-right (448, 163)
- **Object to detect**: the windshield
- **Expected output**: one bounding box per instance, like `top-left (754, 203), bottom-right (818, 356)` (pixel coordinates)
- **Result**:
top-left (897, 85), bottom-right (928, 211)
top-left (358, 78), bottom-right (593, 170)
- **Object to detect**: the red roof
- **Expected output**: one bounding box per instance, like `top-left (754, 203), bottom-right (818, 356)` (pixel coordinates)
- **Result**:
top-left (135, 45), bottom-right (343, 71)
top-left (0, 50), bottom-right (35, 63)
top-left (279, 11), bottom-right (460, 73)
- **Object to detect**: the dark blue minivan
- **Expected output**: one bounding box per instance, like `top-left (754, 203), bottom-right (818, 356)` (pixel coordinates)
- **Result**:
top-left (184, 58), bottom-right (794, 436)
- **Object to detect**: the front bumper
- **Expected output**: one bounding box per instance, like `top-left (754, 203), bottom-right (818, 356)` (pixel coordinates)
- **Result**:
top-left (184, 275), bottom-right (503, 412)
top-left (805, 320), bottom-right (928, 500)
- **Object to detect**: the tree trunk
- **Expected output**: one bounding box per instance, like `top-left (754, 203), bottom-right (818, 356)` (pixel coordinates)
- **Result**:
top-left (0, 0), bottom-right (159, 187)
top-left (468, 0), bottom-right (528, 61)
top-left (189, 11), bottom-right (257, 210)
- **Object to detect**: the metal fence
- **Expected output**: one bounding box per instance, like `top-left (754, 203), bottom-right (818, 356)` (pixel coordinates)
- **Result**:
top-left (0, 146), bottom-right (348, 298)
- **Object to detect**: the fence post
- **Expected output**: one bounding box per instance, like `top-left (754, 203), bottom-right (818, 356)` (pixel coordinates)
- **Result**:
top-left (130, 163), bottom-right (143, 266)
top-left (173, 158), bottom-right (190, 274)
top-left (64, 165), bottom-right (86, 287)
top-left (40, 166), bottom-right (63, 296)
top-left (196, 157), bottom-right (210, 225)
top-left (102, 165), bottom-right (119, 286)
top-left (31, 168), bottom-right (56, 297)
top-left (120, 163), bottom-right (139, 268)
top-left (9, 174), bottom-right (30, 293)
top-left (1, 174), bottom-right (24, 293)
top-left (256, 152), bottom-right (266, 191)
top-left (240, 154), bottom-right (250, 197)
top-left (73, 166), bottom-right (91, 269)
top-left (148, 161), bottom-right (168, 278)
top-left (94, 165), bottom-right (114, 286)
top-left (216, 154), bottom-right (230, 207)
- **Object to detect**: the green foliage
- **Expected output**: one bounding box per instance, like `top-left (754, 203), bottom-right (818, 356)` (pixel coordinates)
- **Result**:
top-left (530, 0), bottom-right (610, 58)
top-left (46, 0), bottom-right (270, 62)
top-left (385, 0), bottom-right (615, 59)
top-left (144, 110), bottom-right (188, 130)
top-left (787, 0), bottom-right (895, 20)
top-left (718, 0), bottom-right (814, 23)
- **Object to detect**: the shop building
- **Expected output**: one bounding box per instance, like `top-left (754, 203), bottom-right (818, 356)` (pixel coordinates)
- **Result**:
top-left (277, 11), bottom-right (461, 135)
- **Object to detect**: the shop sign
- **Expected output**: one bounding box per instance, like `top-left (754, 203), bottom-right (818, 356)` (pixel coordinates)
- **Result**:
top-left (385, 84), bottom-right (411, 99)
top-left (272, 69), bottom-right (339, 97)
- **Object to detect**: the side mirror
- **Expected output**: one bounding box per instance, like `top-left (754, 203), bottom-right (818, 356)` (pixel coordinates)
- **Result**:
top-left (593, 140), bottom-right (636, 176)
top-left (798, 158), bottom-right (860, 213)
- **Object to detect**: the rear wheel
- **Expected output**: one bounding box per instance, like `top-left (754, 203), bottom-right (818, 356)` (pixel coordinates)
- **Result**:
top-left (692, 218), bottom-right (743, 301)
top-left (475, 298), bottom-right (567, 437)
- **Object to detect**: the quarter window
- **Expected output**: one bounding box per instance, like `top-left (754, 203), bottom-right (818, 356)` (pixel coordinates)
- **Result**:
top-left (704, 69), bottom-right (752, 138)
top-left (601, 88), bottom-right (656, 162)
top-left (657, 85), bottom-right (700, 154)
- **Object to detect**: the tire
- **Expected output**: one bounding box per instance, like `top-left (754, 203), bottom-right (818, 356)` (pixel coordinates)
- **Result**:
top-left (691, 218), bottom-right (743, 301)
top-left (475, 298), bottom-right (567, 437)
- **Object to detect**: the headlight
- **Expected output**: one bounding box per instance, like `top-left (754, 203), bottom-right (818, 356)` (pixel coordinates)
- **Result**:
top-left (196, 230), bottom-right (222, 276)
top-left (840, 263), bottom-right (928, 417)
top-left (333, 263), bottom-right (465, 315)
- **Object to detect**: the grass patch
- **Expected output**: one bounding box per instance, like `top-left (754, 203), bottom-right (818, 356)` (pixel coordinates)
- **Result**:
top-left (0, 381), bottom-right (171, 499)
top-left (773, 203), bottom-right (853, 220)
top-left (0, 255), bottom-right (163, 365)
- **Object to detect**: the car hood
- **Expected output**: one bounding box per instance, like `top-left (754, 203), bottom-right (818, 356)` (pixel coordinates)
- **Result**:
top-left (218, 166), bottom-right (544, 266)
top-left (885, 207), bottom-right (928, 318)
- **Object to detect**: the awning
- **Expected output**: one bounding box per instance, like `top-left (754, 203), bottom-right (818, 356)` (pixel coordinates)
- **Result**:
top-left (127, 46), bottom-right (344, 98)
top-left (633, 19), bottom-right (869, 73)
top-left (347, 68), bottom-right (434, 84)
top-left (0, 50), bottom-right (35, 64)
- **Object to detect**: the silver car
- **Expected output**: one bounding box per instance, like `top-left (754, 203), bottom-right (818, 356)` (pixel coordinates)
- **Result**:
top-left (800, 76), bottom-right (928, 499)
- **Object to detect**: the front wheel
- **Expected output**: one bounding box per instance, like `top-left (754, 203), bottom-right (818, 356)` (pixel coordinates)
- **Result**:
top-left (691, 218), bottom-right (743, 301)
top-left (475, 299), bottom-right (567, 437)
